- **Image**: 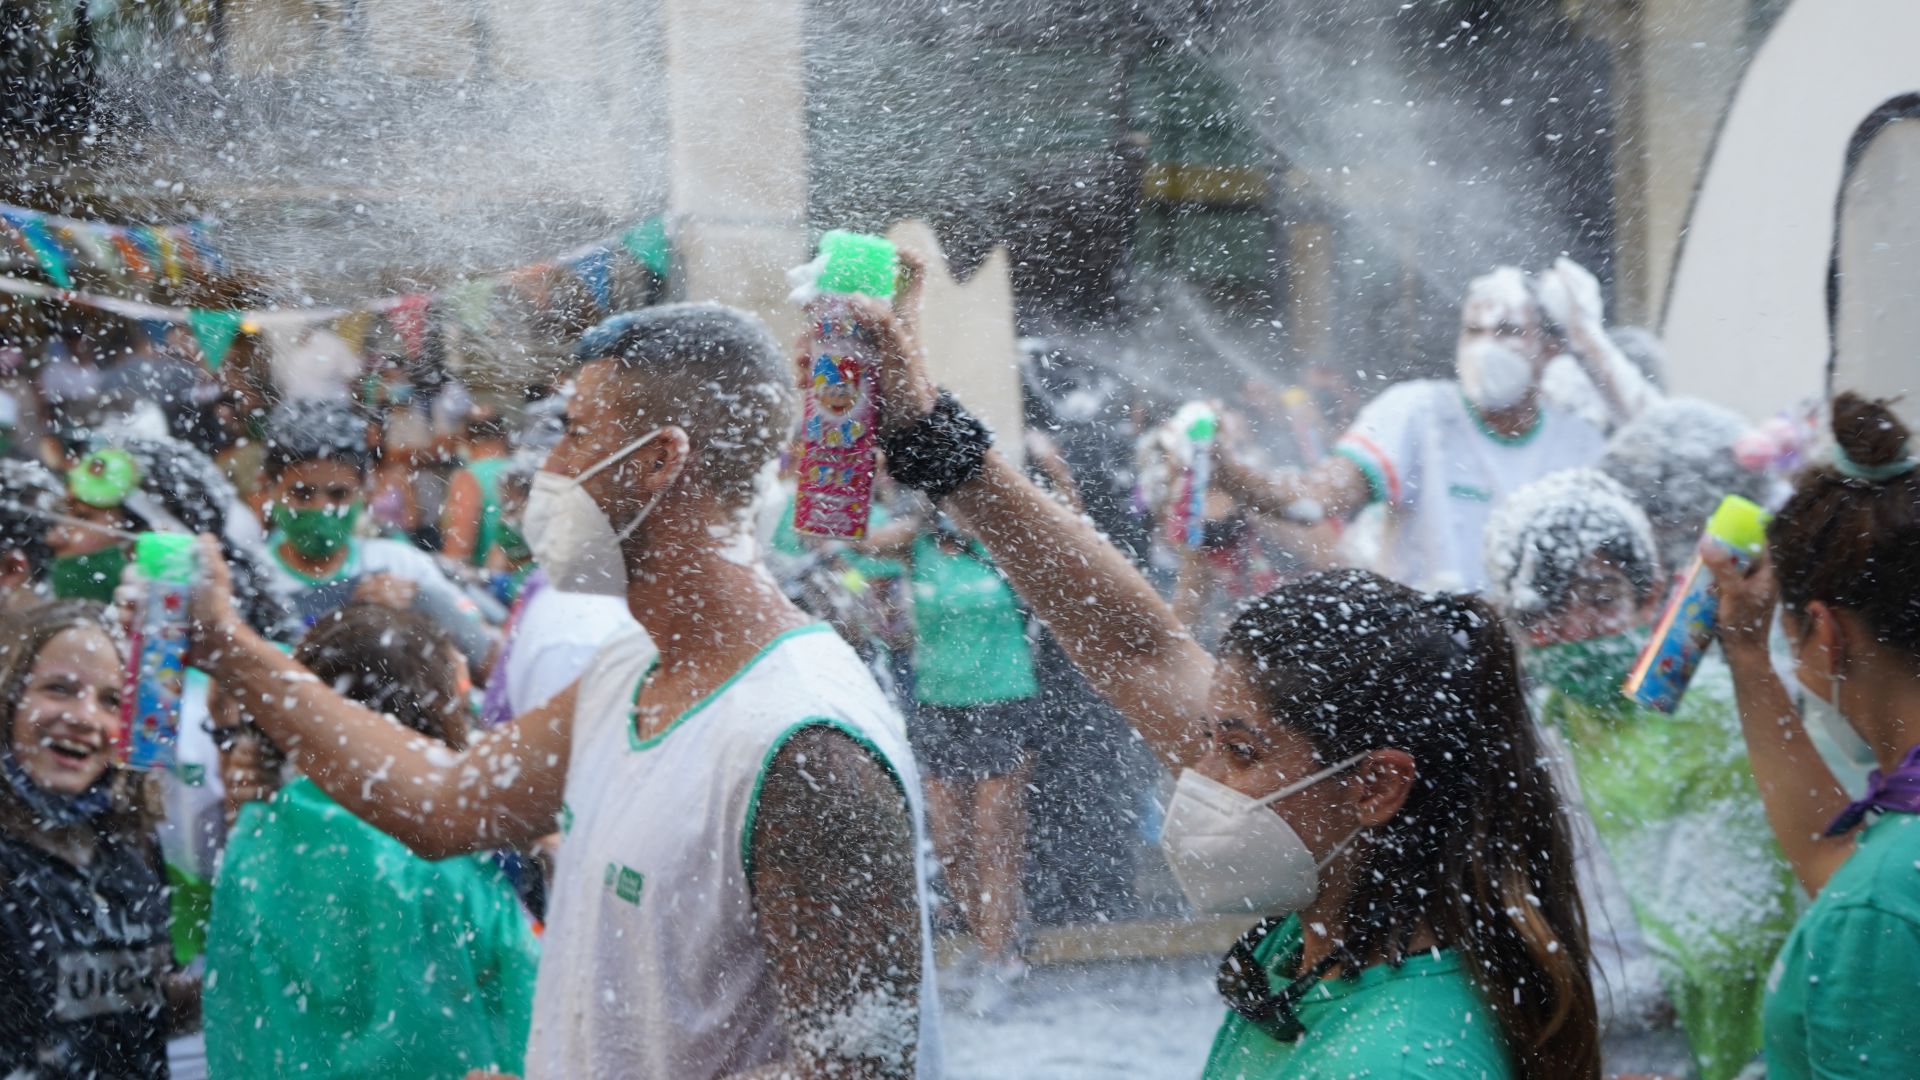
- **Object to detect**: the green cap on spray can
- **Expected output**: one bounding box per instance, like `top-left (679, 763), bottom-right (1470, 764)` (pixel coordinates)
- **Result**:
top-left (1704, 494), bottom-right (1771, 558)
top-left (814, 231), bottom-right (899, 301)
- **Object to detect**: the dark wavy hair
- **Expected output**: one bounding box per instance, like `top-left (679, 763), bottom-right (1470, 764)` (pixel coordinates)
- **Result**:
top-left (1218, 569), bottom-right (1598, 1080)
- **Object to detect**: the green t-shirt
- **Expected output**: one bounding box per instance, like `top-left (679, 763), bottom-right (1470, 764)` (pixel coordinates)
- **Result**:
top-left (771, 494), bottom-right (902, 580)
top-left (1542, 659), bottom-right (1799, 1080)
top-left (1202, 917), bottom-right (1514, 1080)
top-left (909, 534), bottom-right (1037, 707)
top-left (1764, 812), bottom-right (1920, 1080)
top-left (205, 778), bottom-right (539, 1079)
top-left (462, 456), bottom-right (508, 568)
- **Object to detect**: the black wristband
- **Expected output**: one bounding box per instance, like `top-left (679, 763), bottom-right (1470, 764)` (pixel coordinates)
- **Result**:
top-left (881, 391), bottom-right (992, 502)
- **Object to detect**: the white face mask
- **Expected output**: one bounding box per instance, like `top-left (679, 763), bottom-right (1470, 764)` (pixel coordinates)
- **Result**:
top-left (1159, 752), bottom-right (1370, 917)
top-left (1798, 673), bottom-right (1878, 800)
top-left (522, 428), bottom-right (683, 597)
top-left (1456, 337), bottom-right (1535, 412)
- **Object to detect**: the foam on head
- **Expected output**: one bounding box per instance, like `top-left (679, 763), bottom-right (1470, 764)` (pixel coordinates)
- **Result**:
top-left (1484, 467), bottom-right (1659, 618)
top-left (1461, 265), bottom-right (1538, 330)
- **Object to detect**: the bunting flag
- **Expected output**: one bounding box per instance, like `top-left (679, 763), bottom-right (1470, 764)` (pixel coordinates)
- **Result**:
top-left (110, 231), bottom-right (152, 279)
top-left (2, 212), bottom-right (74, 289)
top-left (187, 309), bottom-right (246, 370)
top-left (128, 228), bottom-right (163, 279)
top-left (570, 248), bottom-right (612, 310)
top-left (620, 217), bottom-right (671, 277)
top-left (187, 223), bottom-right (226, 274)
top-left (387, 293), bottom-right (432, 358)
top-left (332, 310), bottom-right (375, 355)
top-left (58, 224), bottom-right (118, 276)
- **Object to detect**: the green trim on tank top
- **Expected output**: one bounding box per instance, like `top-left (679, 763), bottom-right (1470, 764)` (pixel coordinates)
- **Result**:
top-left (625, 623), bottom-right (838, 751)
top-left (739, 716), bottom-right (909, 885)
top-left (1461, 390), bottom-right (1543, 446)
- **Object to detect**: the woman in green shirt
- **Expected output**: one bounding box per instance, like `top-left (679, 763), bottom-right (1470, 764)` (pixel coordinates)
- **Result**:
top-left (853, 278), bottom-right (1600, 1079)
top-left (1708, 393), bottom-right (1920, 1079)
top-left (907, 518), bottom-right (1039, 1007)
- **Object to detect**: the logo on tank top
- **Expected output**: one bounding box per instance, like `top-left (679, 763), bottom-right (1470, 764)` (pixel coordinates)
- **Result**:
top-left (604, 861), bottom-right (644, 905)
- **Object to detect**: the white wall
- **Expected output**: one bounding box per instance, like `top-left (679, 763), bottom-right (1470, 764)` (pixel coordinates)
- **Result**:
top-left (1662, 0), bottom-right (1920, 420)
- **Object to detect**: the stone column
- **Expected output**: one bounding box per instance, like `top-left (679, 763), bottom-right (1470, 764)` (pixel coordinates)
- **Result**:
top-left (659, 0), bottom-right (811, 342)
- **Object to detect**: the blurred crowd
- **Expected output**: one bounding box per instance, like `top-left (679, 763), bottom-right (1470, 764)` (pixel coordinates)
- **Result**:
top-left (0, 249), bottom-right (1912, 1080)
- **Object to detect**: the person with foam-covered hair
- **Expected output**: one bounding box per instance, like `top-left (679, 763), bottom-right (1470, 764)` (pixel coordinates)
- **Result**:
top-left (0, 458), bottom-right (65, 611)
top-left (257, 399), bottom-right (499, 672)
top-left (1601, 397), bottom-right (1771, 578)
top-left (1216, 263), bottom-right (1636, 592)
top-left (186, 303), bottom-right (939, 1080)
top-left (1487, 469), bottom-right (1797, 1080)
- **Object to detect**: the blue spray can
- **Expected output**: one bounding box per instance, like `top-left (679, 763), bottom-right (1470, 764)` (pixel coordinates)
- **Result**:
top-left (1622, 495), bottom-right (1771, 713)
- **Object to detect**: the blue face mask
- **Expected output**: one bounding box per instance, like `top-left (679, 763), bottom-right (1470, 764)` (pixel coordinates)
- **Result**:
top-left (1, 744), bottom-right (112, 827)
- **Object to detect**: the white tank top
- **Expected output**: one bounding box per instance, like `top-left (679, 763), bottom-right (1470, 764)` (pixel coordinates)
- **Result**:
top-left (524, 623), bottom-right (942, 1079)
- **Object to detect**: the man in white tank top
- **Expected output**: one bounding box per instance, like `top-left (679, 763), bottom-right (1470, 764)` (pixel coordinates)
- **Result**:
top-left (189, 305), bottom-right (939, 1079)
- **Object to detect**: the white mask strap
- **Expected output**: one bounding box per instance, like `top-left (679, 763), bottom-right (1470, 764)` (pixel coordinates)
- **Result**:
top-left (1248, 751), bottom-right (1372, 813)
top-left (575, 428), bottom-right (670, 485)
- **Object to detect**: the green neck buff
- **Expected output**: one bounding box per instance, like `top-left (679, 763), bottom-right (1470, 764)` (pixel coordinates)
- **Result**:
top-left (272, 503), bottom-right (362, 559)
top-left (497, 522), bottom-right (532, 565)
top-left (1525, 629), bottom-right (1646, 712)
top-left (50, 547), bottom-right (129, 604)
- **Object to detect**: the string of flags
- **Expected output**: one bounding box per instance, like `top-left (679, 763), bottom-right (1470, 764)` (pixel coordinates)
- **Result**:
top-left (0, 205), bottom-right (673, 370)
top-left (0, 203), bottom-right (227, 291)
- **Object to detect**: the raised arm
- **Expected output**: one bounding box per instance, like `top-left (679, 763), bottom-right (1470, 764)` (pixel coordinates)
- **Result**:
top-left (440, 468), bottom-right (483, 563)
top-left (1213, 450), bottom-right (1372, 525)
top-left (740, 726), bottom-right (922, 1080)
top-left (191, 538), bottom-right (571, 860)
top-left (1705, 544), bottom-right (1856, 894)
top-left (863, 289), bottom-right (1213, 769)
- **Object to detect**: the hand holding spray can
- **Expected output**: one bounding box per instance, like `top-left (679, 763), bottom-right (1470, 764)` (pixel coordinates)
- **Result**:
top-left (1622, 495), bottom-right (1771, 713)
top-left (790, 230), bottom-right (898, 539)
top-left (119, 533), bottom-right (197, 770)
top-left (1163, 403), bottom-right (1219, 549)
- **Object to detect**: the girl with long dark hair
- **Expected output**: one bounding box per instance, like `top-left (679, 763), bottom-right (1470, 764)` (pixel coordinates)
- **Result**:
top-left (847, 266), bottom-right (1599, 1079)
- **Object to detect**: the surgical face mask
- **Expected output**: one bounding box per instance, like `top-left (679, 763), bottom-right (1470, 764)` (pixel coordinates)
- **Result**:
top-left (522, 429), bottom-right (682, 597)
top-left (1796, 663), bottom-right (1878, 800)
top-left (1525, 630), bottom-right (1644, 711)
top-left (49, 547), bottom-right (127, 604)
top-left (1160, 752), bottom-right (1370, 917)
top-left (271, 503), bottom-right (362, 559)
top-left (1456, 337), bottom-right (1535, 412)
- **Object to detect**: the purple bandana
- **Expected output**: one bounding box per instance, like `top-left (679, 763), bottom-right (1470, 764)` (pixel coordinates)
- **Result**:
top-left (1825, 742), bottom-right (1920, 837)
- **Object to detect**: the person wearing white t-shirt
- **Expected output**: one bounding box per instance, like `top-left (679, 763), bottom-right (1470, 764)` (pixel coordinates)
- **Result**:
top-left (189, 305), bottom-right (938, 1080)
top-left (1218, 259), bottom-right (1655, 593)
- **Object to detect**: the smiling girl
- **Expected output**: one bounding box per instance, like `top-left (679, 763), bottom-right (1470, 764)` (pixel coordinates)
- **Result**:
top-left (0, 601), bottom-right (193, 1078)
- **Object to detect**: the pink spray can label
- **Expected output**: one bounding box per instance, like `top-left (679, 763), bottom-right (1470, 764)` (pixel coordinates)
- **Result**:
top-left (790, 230), bottom-right (898, 539)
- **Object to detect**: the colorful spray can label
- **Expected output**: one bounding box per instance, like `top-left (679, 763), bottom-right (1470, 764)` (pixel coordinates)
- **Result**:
top-left (793, 230), bottom-right (897, 539)
top-left (120, 533), bottom-right (196, 770)
top-left (1622, 495), bottom-right (1771, 713)
top-left (1164, 403), bottom-right (1219, 549)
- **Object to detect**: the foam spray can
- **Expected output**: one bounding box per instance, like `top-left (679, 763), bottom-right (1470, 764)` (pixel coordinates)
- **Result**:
top-left (1164, 402), bottom-right (1219, 549)
top-left (120, 533), bottom-right (196, 770)
top-left (1622, 494), bottom-right (1771, 713)
top-left (791, 230), bottom-right (898, 539)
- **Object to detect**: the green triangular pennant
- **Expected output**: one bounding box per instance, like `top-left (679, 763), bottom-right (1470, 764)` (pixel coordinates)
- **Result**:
top-left (187, 309), bottom-right (245, 370)
top-left (447, 279), bottom-right (495, 331)
top-left (619, 216), bottom-right (671, 277)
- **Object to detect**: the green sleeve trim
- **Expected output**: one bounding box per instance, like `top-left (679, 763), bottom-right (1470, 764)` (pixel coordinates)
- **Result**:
top-left (1331, 445), bottom-right (1389, 506)
top-left (740, 717), bottom-right (908, 888)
